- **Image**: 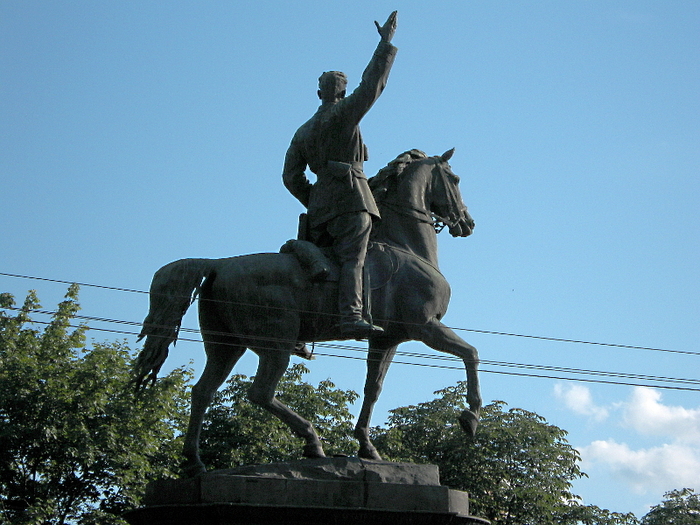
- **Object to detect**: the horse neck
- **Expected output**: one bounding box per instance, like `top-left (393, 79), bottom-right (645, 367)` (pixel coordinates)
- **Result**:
top-left (373, 163), bottom-right (440, 267)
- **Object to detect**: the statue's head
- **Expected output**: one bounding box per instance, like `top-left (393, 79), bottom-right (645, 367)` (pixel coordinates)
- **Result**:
top-left (318, 71), bottom-right (347, 103)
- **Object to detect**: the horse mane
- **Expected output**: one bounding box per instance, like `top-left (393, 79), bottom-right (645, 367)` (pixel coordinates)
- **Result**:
top-left (369, 149), bottom-right (428, 204)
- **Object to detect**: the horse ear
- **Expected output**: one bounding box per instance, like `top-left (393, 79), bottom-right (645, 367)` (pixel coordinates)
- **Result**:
top-left (441, 148), bottom-right (455, 162)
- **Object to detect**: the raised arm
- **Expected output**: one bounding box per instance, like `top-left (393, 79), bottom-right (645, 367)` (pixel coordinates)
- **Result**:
top-left (341, 11), bottom-right (399, 124)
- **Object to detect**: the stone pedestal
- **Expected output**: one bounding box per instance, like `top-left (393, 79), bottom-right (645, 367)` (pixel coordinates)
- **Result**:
top-left (123, 458), bottom-right (489, 525)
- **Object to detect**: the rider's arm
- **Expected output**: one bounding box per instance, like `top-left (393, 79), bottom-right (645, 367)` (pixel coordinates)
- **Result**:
top-left (282, 136), bottom-right (312, 208)
top-left (341, 12), bottom-right (398, 124)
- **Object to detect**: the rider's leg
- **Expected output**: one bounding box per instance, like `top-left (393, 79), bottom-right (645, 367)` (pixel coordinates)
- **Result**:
top-left (327, 212), bottom-right (383, 337)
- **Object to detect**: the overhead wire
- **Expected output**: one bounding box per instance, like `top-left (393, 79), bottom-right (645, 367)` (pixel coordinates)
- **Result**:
top-left (1, 271), bottom-right (696, 357)
top-left (11, 305), bottom-right (700, 387)
top-left (3, 304), bottom-right (700, 393)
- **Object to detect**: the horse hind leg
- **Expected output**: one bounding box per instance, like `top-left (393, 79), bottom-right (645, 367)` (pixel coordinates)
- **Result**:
top-left (248, 348), bottom-right (326, 458)
top-left (354, 339), bottom-right (400, 460)
top-left (182, 337), bottom-right (245, 477)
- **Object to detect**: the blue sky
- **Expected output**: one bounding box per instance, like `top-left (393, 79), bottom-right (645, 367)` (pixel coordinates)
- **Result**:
top-left (2, 1), bottom-right (699, 517)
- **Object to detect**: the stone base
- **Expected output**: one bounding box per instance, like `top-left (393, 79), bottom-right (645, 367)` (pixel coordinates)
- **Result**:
top-left (123, 458), bottom-right (489, 525)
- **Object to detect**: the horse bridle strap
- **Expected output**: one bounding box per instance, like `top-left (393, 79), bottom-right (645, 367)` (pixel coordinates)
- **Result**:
top-left (380, 199), bottom-right (457, 234)
top-left (430, 162), bottom-right (468, 233)
top-left (380, 199), bottom-right (433, 223)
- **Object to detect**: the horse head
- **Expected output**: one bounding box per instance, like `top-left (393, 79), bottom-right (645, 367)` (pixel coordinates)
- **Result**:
top-left (369, 149), bottom-right (475, 239)
top-left (428, 149), bottom-right (475, 238)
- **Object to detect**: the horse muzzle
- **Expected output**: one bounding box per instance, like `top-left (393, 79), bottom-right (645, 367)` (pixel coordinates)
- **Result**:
top-left (449, 220), bottom-right (472, 237)
top-left (447, 211), bottom-right (475, 237)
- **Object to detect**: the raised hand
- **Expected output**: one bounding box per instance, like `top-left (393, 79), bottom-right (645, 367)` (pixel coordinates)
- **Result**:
top-left (374, 11), bottom-right (397, 43)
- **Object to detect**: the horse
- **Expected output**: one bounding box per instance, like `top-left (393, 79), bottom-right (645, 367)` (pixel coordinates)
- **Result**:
top-left (134, 148), bottom-right (482, 477)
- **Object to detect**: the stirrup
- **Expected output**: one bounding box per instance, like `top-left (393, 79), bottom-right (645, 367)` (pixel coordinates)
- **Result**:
top-left (340, 319), bottom-right (384, 339)
top-left (292, 342), bottom-right (314, 360)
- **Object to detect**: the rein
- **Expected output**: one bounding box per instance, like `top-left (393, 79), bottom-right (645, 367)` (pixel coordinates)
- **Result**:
top-left (381, 200), bottom-right (454, 234)
top-left (370, 241), bottom-right (444, 277)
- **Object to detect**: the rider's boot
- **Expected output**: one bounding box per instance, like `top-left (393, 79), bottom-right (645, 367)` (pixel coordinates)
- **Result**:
top-left (340, 317), bottom-right (383, 339)
top-left (337, 259), bottom-right (383, 339)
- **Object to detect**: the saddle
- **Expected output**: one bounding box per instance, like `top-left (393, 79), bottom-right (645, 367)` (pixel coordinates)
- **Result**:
top-left (279, 238), bottom-right (398, 292)
top-left (280, 237), bottom-right (397, 357)
top-left (281, 212), bottom-right (398, 291)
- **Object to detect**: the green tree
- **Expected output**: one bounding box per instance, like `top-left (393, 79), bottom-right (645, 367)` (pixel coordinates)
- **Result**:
top-left (0, 288), bottom-right (190, 525)
top-left (1, 287), bottom-right (649, 524)
top-left (199, 362), bottom-right (359, 469)
top-left (370, 383), bottom-right (637, 525)
top-left (641, 488), bottom-right (700, 525)
top-left (562, 503), bottom-right (639, 525)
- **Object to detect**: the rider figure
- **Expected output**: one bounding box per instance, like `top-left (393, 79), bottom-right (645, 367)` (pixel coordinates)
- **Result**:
top-left (282, 12), bottom-right (398, 338)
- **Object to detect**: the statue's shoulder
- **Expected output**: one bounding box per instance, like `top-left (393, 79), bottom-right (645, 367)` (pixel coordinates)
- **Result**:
top-left (292, 108), bottom-right (326, 141)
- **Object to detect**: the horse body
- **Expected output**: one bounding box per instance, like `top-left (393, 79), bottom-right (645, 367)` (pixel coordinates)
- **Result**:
top-left (135, 150), bottom-right (481, 476)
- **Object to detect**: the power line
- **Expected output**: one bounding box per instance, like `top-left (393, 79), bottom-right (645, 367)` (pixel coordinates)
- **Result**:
top-left (10, 305), bottom-right (700, 384)
top-left (4, 306), bottom-right (700, 393)
top-left (2, 271), bottom-right (696, 357)
top-left (0, 271), bottom-right (147, 295)
top-left (18, 306), bottom-right (700, 386)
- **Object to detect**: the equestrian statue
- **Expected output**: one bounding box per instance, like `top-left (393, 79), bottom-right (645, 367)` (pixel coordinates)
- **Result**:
top-left (134, 11), bottom-right (482, 478)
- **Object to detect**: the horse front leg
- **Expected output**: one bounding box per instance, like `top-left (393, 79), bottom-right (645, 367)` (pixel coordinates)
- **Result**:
top-left (182, 341), bottom-right (244, 477)
top-left (416, 319), bottom-right (482, 435)
top-left (355, 339), bottom-right (399, 460)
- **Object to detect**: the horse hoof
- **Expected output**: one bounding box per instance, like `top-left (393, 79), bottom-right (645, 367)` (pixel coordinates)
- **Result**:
top-left (458, 410), bottom-right (479, 437)
top-left (181, 461), bottom-right (207, 478)
top-left (302, 443), bottom-right (326, 458)
top-left (358, 444), bottom-right (383, 461)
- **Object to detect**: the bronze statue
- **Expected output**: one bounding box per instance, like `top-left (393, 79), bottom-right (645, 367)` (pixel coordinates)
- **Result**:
top-left (134, 11), bottom-right (481, 478)
top-left (282, 11), bottom-right (398, 339)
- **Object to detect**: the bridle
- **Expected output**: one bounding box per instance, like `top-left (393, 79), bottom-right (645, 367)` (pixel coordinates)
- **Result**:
top-left (431, 158), bottom-right (472, 232)
top-left (379, 158), bottom-right (467, 234)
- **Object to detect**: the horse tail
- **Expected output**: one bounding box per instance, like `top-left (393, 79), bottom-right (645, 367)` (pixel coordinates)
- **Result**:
top-left (133, 258), bottom-right (214, 390)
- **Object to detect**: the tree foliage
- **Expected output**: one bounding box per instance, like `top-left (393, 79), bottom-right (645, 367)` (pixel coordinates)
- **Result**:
top-left (199, 362), bottom-right (359, 469)
top-left (0, 288), bottom-right (190, 525)
top-left (561, 504), bottom-right (639, 525)
top-left (370, 382), bottom-right (638, 525)
top-left (4, 287), bottom-right (682, 525)
top-left (641, 488), bottom-right (700, 525)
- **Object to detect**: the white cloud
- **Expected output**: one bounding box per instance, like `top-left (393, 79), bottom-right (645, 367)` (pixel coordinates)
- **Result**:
top-left (580, 439), bottom-right (700, 495)
top-left (554, 383), bottom-right (609, 421)
top-left (568, 387), bottom-right (700, 496)
top-left (622, 387), bottom-right (700, 445)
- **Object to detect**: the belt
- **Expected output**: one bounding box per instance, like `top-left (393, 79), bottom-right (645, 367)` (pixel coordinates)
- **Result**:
top-left (328, 160), bottom-right (364, 170)
top-left (327, 161), bottom-right (366, 182)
